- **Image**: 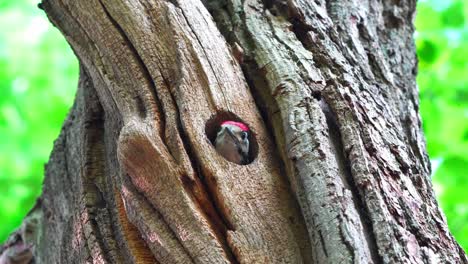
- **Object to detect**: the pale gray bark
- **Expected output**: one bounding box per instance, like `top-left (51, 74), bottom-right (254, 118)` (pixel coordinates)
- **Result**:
top-left (1, 0), bottom-right (466, 263)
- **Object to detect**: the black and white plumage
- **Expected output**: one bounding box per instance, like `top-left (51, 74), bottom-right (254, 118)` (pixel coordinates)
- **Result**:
top-left (214, 121), bottom-right (250, 165)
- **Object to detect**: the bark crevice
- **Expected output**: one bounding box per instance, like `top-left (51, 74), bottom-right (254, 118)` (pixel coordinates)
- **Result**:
top-left (318, 94), bottom-right (381, 263)
top-left (175, 110), bottom-right (240, 263)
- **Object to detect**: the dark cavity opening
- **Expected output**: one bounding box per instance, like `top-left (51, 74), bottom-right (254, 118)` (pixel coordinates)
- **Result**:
top-left (205, 111), bottom-right (259, 165)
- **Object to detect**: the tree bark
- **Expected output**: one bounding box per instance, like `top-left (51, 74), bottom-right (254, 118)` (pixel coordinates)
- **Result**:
top-left (1, 0), bottom-right (466, 263)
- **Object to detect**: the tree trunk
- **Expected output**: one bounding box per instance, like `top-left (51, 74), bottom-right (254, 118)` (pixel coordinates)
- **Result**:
top-left (2, 0), bottom-right (466, 263)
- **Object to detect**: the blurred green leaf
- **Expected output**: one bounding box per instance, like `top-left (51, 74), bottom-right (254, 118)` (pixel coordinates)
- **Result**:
top-left (417, 38), bottom-right (440, 64)
top-left (417, 0), bottom-right (468, 252)
top-left (0, 0), bottom-right (78, 242)
top-left (433, 156), bottom-right (468, 250)
top-left (441, 1), bottom-right (465, 28)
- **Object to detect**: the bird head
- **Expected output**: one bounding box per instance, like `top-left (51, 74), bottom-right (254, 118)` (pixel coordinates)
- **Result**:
top-left (214, 121), bottom-right (250, 164)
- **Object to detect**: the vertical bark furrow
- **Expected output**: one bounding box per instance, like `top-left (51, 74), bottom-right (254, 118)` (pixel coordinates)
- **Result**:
top-left (319, 96), bottom-right (381, 263)
top-left (118, 123), bottom-right (232, 263)
top-left (100, 1), bottom-right (240, 262)
top-left (44, 0), bottom-right (233, 262)
top-left (44, 0), bottom-right (157, 122)
top-left (115, 190), bottom-right (161, 264)
top-left (78, 68), bottom-right (118, 264)
top-left (96, 0), bottom-right (166, 141)
top-left (119, 184), bottom-right (192, 264)
top-left (34, 69), bottom-right (132, 263)
top-left (283, 0), bottom-right (467, 262)
top-left (108, 0), bottom-right (309, 262)
top-left (204, 0), bottom-right (375, 262)
top-left (324, 73), bottom-right (427, 263)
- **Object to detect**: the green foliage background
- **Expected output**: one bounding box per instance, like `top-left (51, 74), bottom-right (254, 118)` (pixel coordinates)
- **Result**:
top-left (0, 0), bottom-right (466, 252)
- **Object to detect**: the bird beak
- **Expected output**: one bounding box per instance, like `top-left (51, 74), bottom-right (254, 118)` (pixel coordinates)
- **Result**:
top-left (225, 127), bottom-right (241, 145)
top-left (224, 126), bottom-right (235, 138)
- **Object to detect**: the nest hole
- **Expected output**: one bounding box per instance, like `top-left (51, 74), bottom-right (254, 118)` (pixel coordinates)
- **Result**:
top-left (205, 111), bottom-right (259, 165)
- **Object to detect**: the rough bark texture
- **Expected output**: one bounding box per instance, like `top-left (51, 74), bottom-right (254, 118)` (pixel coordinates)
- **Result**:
top-left (1, 0), bottom-right (466, 263)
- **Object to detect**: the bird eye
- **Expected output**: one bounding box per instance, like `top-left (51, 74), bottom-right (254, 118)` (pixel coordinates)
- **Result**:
top-left (241, 131), bottom-right (248, 140)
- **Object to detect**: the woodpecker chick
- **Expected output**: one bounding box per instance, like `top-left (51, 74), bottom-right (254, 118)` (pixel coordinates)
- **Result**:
top-left (215, 121), bottom-right (250, 165)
